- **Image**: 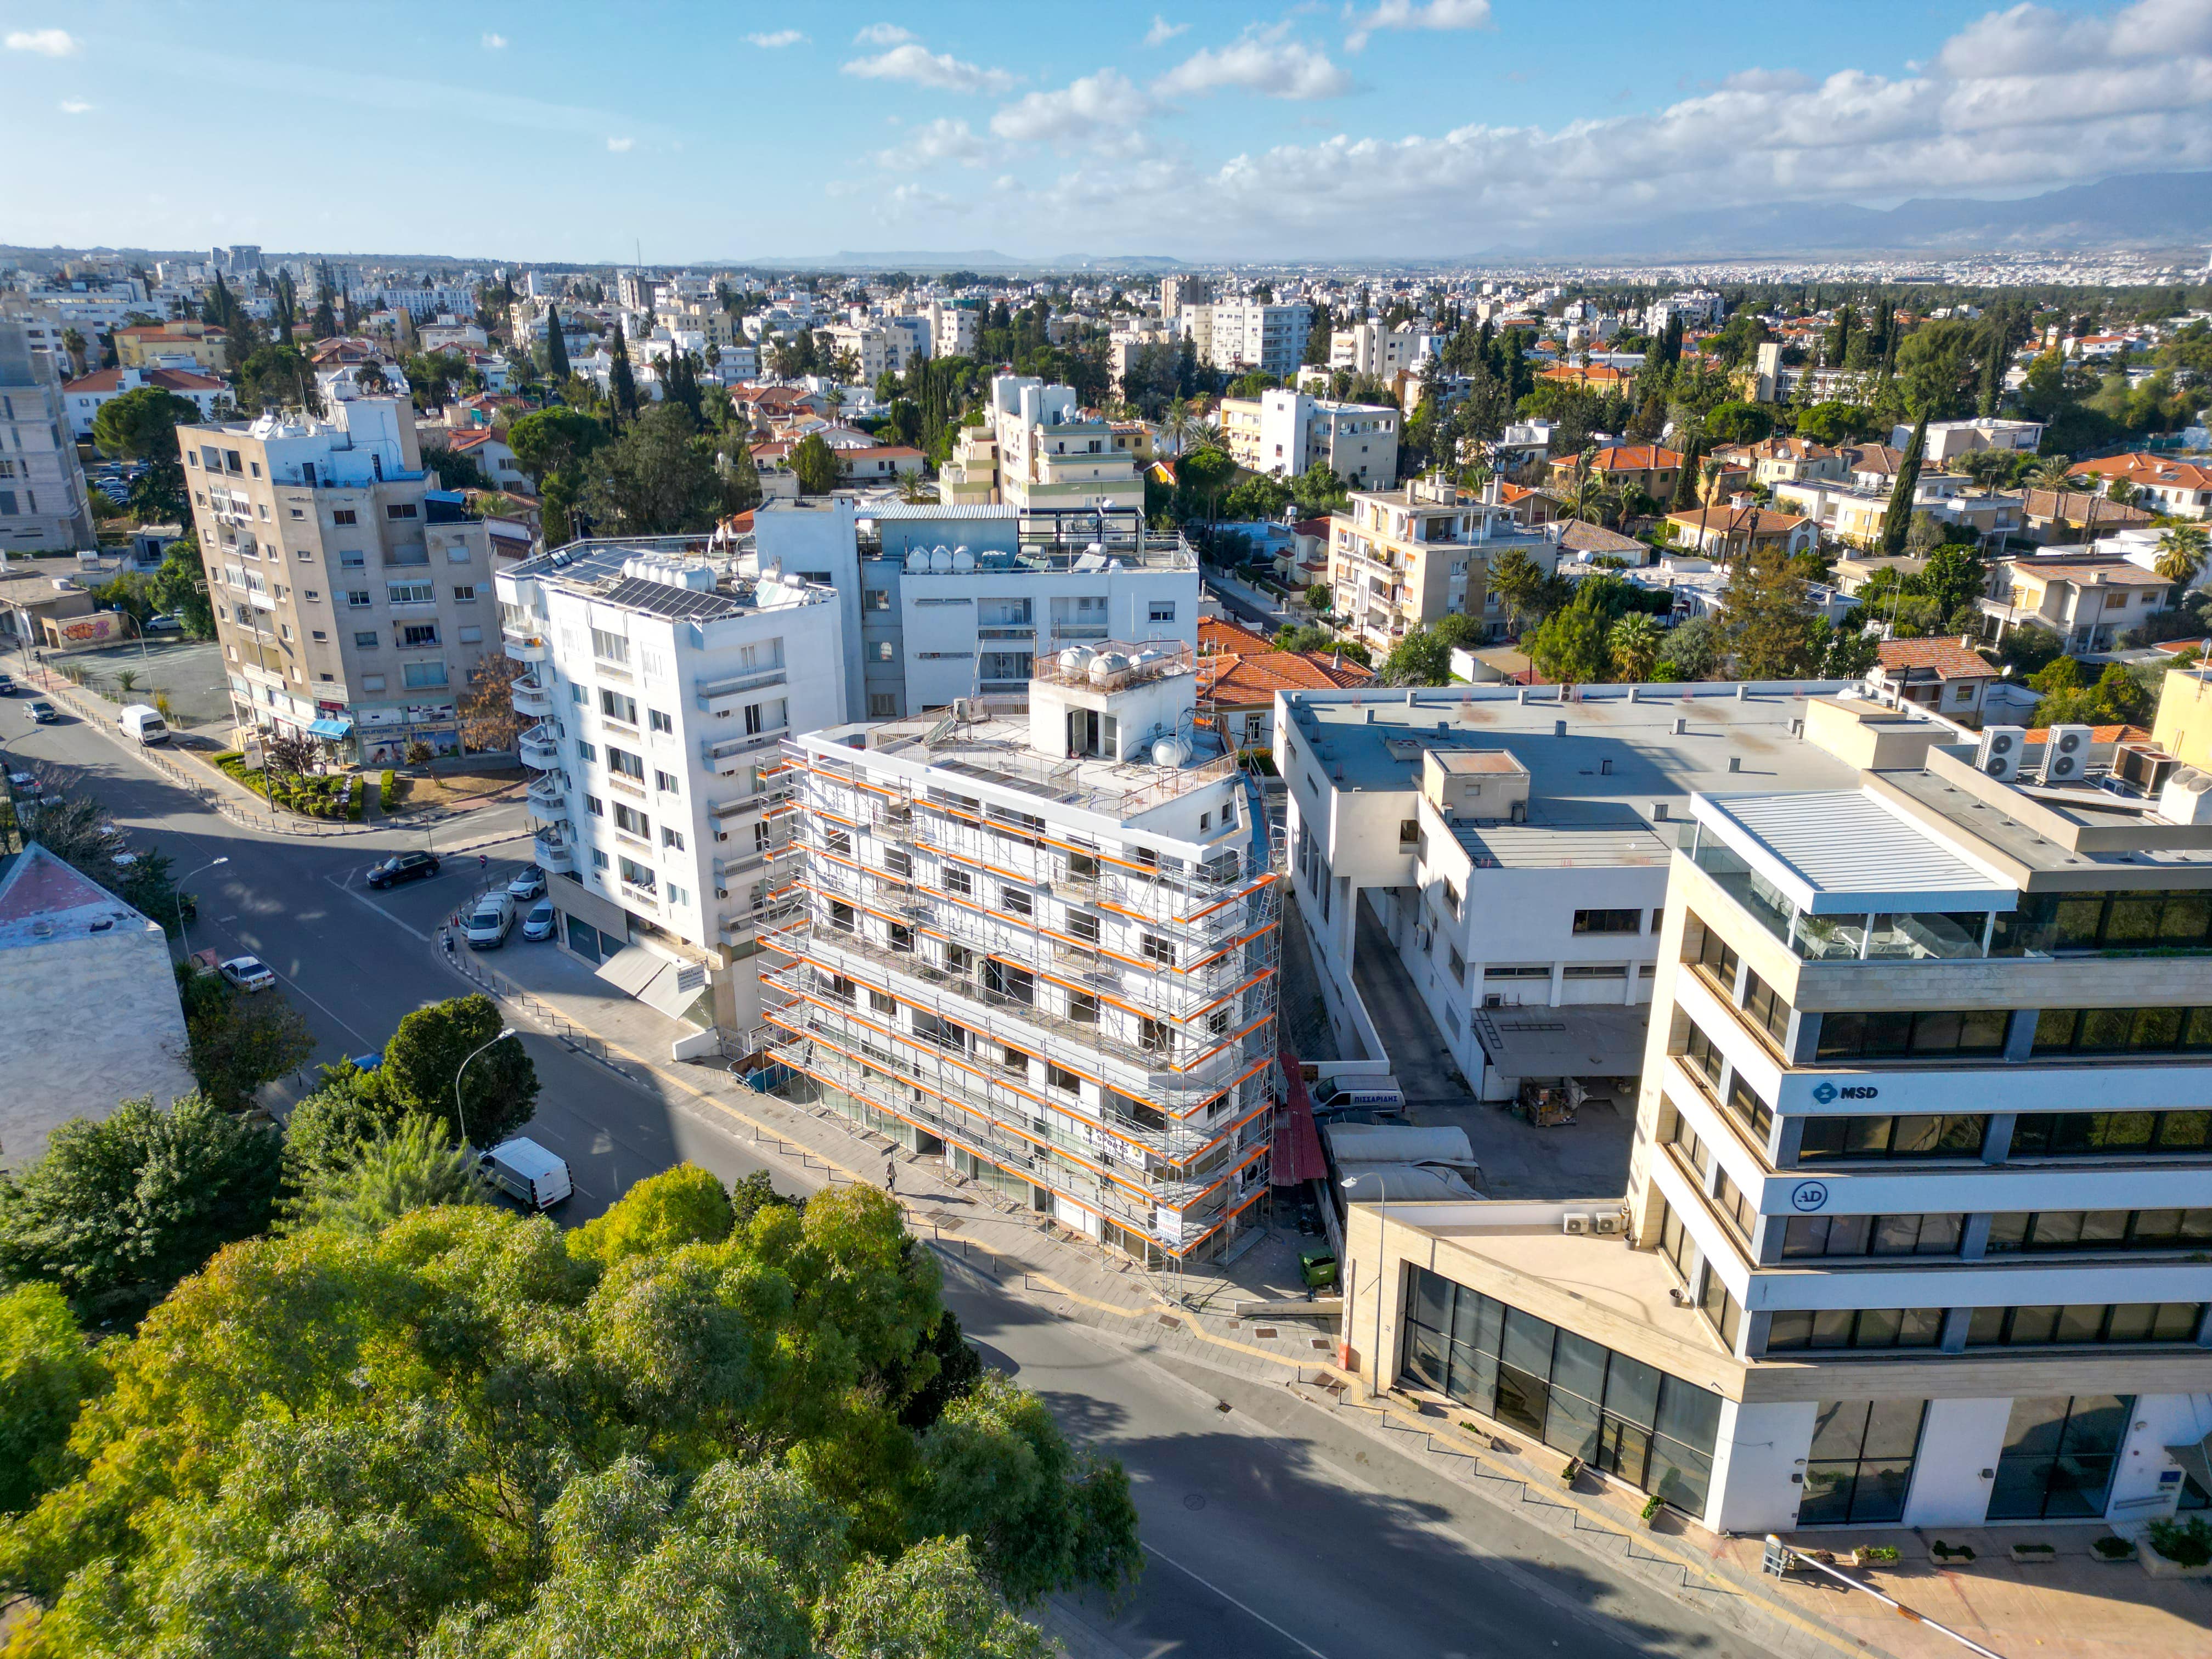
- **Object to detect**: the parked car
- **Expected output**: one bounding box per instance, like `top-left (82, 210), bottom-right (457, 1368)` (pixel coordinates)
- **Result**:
top-left (144, 613), bottom-right (183, 633)
top-left (118, 704), bottom-right (170, 745)
top-left (506, 866), bottom-right (547, 902)
top-left (0, 673), bottom-right (15, 695)
top-left (478, 1138), bottom-right (572, 1210)
top-left (521, 898), bottom-right (556, 941)
top-left (218, 955), bottom-right (276, 992)
top-left (350, 1052), bottom-right (382, 1071)
top-left (365, 850), bottom-right (441, 889)
top-left (25, 700), bottom-right (57, 724)
top-left (6, 771), bottom-right (39, 796)
top-left (464, 892), bottom-right (515, 948)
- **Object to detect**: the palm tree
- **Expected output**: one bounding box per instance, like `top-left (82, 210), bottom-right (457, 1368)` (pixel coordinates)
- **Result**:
top-left (896, 470), bottom-right (937, 505)
top-left (1608, 612), bottom-right (1662, 682)
top-left (2154, 524), bottom-right (2210, 586)
top-left (1559, 452), bottom-right (1621, 527)
top-left (2023, 456), bottom-right (2087, 498)
top-left (60, 328), bottom-right (87, 378)
top-left (1162, 398), bottom-right (1205, 456)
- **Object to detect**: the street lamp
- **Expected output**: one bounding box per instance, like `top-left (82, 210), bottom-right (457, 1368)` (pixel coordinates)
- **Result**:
top-left (454, 1028), bottom-right (519, 1147)
top-left (110, 607), bottom-right (150, 663)
top-left (176, 856), bottom-right (230, 953)
top-left (1344, 1171), bottom-right (1390, 1397)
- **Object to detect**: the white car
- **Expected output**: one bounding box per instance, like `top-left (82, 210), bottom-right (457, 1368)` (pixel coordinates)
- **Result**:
top-left (218, 955), bottom-right (276, 992)
top-left (521, 898), bottom-right (556, 941)
top-left (464, 893), bottom-right (515, 949)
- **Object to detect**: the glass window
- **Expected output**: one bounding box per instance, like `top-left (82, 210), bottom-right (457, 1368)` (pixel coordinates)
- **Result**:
top-left (1801, 1399), bottom-right (1928, 1527)
top-left (1799, 1114), bottom-right (1988, 1163)
top-left (1987, 1396), bottom-right (2134, 1521)
top-left (1765, 1308), bottom-right (1946, 1352)
top-left (1742, 970), bottom-right (1791, 1046)
top-left (2009, 1110), bottom-right (2212, 1158)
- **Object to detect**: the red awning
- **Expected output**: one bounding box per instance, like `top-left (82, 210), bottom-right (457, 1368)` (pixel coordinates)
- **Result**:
top-left (1271, 1038), bottom-right (1329, 1186)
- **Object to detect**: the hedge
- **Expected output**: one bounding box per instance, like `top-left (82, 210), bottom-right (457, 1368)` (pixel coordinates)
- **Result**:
top-left (211, 751), bottom-right (364, 821)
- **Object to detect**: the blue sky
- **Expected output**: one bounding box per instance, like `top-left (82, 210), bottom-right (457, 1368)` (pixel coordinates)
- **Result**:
top-left (4, 1), bottom-right (2210, 262)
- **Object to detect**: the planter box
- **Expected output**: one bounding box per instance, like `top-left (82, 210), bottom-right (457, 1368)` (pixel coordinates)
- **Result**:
top-left (1931, 1547), bottom-right (1976, 1566)
top-left (2141, 1549), bottom-right (2212, 1580)
top-left (1847, 1550), bottom-right (1900, 1570)
top-left (2091, 1539), bottom-right (2138, 1564)
top-left (2010, 1543), bottom-right (2057, 1566)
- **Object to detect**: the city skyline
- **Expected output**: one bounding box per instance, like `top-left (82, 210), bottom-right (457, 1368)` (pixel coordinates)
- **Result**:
top-left (7, 1), bottom-right (2212, 262)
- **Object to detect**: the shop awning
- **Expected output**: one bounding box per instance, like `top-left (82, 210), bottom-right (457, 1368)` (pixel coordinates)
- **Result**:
top-left (2166, 1432), bottom-right (2212, 1493)
top-left (1271, 1037), bottom-right (1329, 1187)
top-left (307, 718), bottom-right (354, 738)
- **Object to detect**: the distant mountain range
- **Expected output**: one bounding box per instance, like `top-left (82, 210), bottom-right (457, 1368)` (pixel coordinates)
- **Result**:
top-left (1472, 172), bottom-right (2212, 262)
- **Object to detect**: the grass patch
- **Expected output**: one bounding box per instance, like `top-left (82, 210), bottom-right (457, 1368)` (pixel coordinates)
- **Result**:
top-left (379, 769), bottom-right (409, 811)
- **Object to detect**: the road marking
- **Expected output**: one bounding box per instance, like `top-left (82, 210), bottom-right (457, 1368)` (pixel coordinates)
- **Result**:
top-left (1139, 1542), bottom-right (1336, 1659)
top-left (325, 872), bottom-right (432, 941)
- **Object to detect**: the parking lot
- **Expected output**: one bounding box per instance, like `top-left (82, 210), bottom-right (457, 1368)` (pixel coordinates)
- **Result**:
top-left (336, 843), bottom-right (554, 949)
top-left (40, 638), bottom-right (232, 731)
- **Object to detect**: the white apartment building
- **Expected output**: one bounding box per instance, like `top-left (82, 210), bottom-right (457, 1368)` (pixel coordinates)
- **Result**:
top-left (928, 301), bottom-right (979, 359)
top-left (1891, 418), bottom-right (2046, 465)
top-left (1330, 322), bottom-right (1441, 380)
top-left (1220, 388), bottom-right (1399, 486)
top-left (0, 321), bottom-right (95, 552)
top-left (1184, 300), bottom-right (1311, 378)
top-left (180, 396), bottom-right (502, 763)
top-left (824, 324), bottom-right (910, 384)
top-left (61, 365), bottom-right (225, 439)
top-left (1339, 720), bottom-right (2212, 1538)
top-left (766, 647), bottom-right (1281, 1264)
top-left (977, 375), bottom-right (1145, 515)
top-left (496, 540), bottom-right (845, 1034)
top-left (1643, 291), bottom-right (1726, 333)
top-left (1274, 685), bottom-right (1944, 1099)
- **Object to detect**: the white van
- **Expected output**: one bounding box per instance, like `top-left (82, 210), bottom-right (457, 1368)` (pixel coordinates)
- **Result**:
top-left (118, 704), bottom-right (169, 745)
top-left (478, 1137), bottom-right (572, 1209)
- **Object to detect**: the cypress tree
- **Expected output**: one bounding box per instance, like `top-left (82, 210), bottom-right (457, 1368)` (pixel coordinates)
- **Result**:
top-left (545, 304), bottom-right (571, 381)
top-left (611, 322), bottom-right (640, 423)
top-left (1879, 411), bottom-right (1927, 556)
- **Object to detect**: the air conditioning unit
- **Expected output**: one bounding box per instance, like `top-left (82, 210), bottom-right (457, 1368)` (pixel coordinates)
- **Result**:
top-left (1592, 1210), bottom-right (1624, 1236)
top-left (715, 830), bottom-right (730, 842)
top-left (1977, 724), bottom-right (2025, 782)
top-left (714, 887), bottom-right (729, 899)
top-left (2043, 723), bottom-right (2094, 784)
top-left (1562, 1213), bottom-right (1592, 1235)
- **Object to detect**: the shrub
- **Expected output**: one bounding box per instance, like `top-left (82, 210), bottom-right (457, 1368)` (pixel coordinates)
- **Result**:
top-left (1931, 1538), bottom-right (1974, 1560)
top-left (2092, 1534), bottom-right (2135, 1559)
top-left (1639, 1493), bottom-right (1662, 1521)
top-left (1855, 1544), bottom-right (1900, 1564)
top-left (2148, 1515), bottom-right (2212, 1567)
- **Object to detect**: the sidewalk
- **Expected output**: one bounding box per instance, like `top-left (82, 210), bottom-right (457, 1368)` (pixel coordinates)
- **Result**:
top-left (430, 929), bottom-right (2212, 1659)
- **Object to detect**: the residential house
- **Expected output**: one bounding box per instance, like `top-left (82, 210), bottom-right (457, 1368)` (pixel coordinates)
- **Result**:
top-left (2075, 454), bottom-right (2212, 521)
top-left (1979, 555), bottom-right (2175, 653)
top-left (60, 365), bottom-right (225, 440)
top-left (1739, 437), bottom-right (1844, 487)
top-left (2021, 489), bottom-right (2154, 546)
top-left (114, 319), bottom-right (229, 373)
top-left (1550, 443), bottom-right (1683, 505)
top-left (1864, 636), bottom-right (1996, 726)
top-left (1890, 417), bottom-right (2045, 464)
top-left (1201, 640), bottom-right (1375, 752)
top-left (1662, 503), bottom-right (1817, 560)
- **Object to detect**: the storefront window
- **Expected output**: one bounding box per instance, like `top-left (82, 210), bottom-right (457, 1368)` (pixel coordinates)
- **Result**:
top-left (1799, 1400), bottom-right (1927, 1527)
top-left (1987, 1396), bottom-right (2134, 1521)
top-left (1400, 1266), bottom-right (1723, 1514)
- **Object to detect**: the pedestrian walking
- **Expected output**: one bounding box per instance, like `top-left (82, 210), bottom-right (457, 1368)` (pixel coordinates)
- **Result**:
top-left (884, 1151), bottom-right (898, 1194)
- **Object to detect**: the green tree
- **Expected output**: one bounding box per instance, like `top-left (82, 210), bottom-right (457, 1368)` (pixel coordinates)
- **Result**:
top-left (374, 994), bottom-right (537, 1149)
top-left (1702, 401), bottom-right (1774, 446)
top-left (1608, 611), bottom-right (1663, 681)
top-left (1431, 612), bottom-right (1486, 650)
top-left (1878, 411), bottom-right (1927, 556)
top-left (1918, 543), bottom-right (1988, 618)
top-left (232, 343), bottom-right (322, 416)
top-left (0, 1093), bottom-right (282, 1325)
top-left (1816, 617), bottom-right (1882, 679)
top-left (145, 532), bottom-right (215, 637)
top-left (544, 303), bottom-right (572, 380)
top-left (90, 386), bottom-right (198, 521)
top-left (1485, 546), bottom-right (1547, 635)
top-left (569, 1164), bottom-right (735, 1268)
top-left (1380, 628), bottom-right (1453, 686)
top-left (421, 444), bottom-right (493, 492)
top-left (787, 431), bottom-right (840, 496)
top-left (608, 321), bottom-right (640, 424)
top-left (0, 1283), bottom-right (104, 1515)
top-left (1175, 445), bottom-right (1236, 522)
top-left (176, 968), bottom-right (318, 1110)
top-left (290, 1115), bottom-right (483, 1234)
top-left (280, 1065), bottom-right (405, 1205)
top-left (1528, 601), bottom-right (1612, 684)
top-left (1723, 545), bottom-right (1819, 680)
top-left (582, 405), bottom-right (730, 536)
top-left (1657, 614), bottom-right (1723, 681)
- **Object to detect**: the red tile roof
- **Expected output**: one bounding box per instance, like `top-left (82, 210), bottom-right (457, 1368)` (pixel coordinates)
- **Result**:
top-left (63, 366), bottom-right (222, 394)
top-left (1874, 637), bottom-right (1993, 680)
top-left (1200, 649), bottom-right (1376, 704)
top-left (1199, 617), bottom-right (1274, 655)
top-left (1585, 443), bottom-right (1682, 471)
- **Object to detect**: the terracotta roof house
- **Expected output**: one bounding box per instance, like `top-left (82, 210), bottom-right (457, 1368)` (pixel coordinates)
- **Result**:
top-left (2020, 488), bottom-right (2153, 545)
top-left (1199, 616), bottom-right (1275, 656)
top-left (1663, 502), bottom-right (1817, 558)
top-left (60, 365), bottom-right (224, 439)
top-left (1549, 443), bottom-right (1682, 503)
top-left (1865, 636), bottom-right (1997, 726)
top-left (1741, 436), bottom-right (1845, 486)
top-left (2075, 454), bottom-right (2212, 520)
top-left (1553, 520), bottom-right (1651, 565)
top-left (1200, 646), bottom-right (1375, 750)
top-left (1537, 362), bottom-right (1630, 389)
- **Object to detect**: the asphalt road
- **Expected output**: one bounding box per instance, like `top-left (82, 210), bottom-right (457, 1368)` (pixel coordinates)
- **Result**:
top-left (2, 694), bottom-right (1765, 1659)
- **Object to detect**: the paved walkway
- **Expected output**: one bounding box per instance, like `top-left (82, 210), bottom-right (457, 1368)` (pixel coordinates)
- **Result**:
top-left (424, 925), bottom-right (2212, 1659)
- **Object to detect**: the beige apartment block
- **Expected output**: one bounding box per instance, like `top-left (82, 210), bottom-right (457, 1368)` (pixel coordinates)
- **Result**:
top-left (1327, 476), bottom-right (1547, 651)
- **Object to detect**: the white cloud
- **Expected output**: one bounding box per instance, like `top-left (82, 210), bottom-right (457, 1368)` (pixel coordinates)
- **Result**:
top-left (606, 136), bottom-right (634, 153)
top-left (1144, 15), bottom-right (1189, 47)
top-left (58, 98), bottom-right (91, 114)
top-left (481, 31), bottom-right (507, 49)
top-left (747, 29), bottom-right (807, 48)
top-left (990, 69), bottom-right (1155, 152)
top-left (1155, 28), bottom-right (1352, 100)
top-left (853, 24), bottom-right (916, 47)
top-left (842, 42), bottom-right (1014, 95)
top-left (1720, 67), bottom-right (1812, 93)
top-left (1344, 0), bottom-right (1492, 53)
top-left (4, 28), bottom-right (79, 57)
top-left (877, 116), bottom-right (997, 170)
top-left (1049, 0), bottom-right (2212, 255)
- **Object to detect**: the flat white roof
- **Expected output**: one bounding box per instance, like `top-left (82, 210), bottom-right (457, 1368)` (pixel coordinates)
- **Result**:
top-left (1692, 788), bottom-right (2017, 915)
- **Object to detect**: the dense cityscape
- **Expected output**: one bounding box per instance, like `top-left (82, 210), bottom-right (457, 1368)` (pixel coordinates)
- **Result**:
top-left (7, 6), bottom-right (2212, 1658)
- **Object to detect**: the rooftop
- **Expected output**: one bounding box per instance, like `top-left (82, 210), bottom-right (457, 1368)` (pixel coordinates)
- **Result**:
top-left (1873, 637), bottom-right (1994, 679)
top-left (1692, 787), bottom-right (2018, 914)
top-left (504, 538), bottom-right (828, 617)
top-left (0, 844), bottom-right (154, 950)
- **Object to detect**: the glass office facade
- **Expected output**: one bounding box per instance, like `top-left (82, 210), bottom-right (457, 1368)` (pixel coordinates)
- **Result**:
top-left (1986, 1395), bottom-right (2134, 1521)
top-left (1799, 1399), bottom-right (1927, 1526)
top-left (1400, 1264), bottom-right (1724, 1514)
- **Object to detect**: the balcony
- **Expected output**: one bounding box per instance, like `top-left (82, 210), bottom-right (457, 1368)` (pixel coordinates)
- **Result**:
top-left (534, 831), bottom-right (575, 873)
top-left (503, 628), bottom-right (549, 664)
top-left (694, 665), bottom-right (788, 711)
top-left (702, 727), bottom-right (786, 772)
top-left (518, 725), bottom-right (562, 769)
top-left (511, 675), bottom-right (554, 717)
top-left (525, 775), bottom-right (566, 811)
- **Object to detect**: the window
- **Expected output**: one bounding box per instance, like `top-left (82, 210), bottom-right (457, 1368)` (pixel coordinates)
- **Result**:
top-left (1399, 1266), bottom-right (1723, 1515)
top-left (347, 590), bottom-right (371, 608)
top-left (600, 689), bottom-right (639, 725)
top-left (649, 708), bottom-right (672, 733)
top-left (387, 580), bottom-right (434, 603)
top-left (865, 588), bottom-right (889, 611)
top-left (1986, 1209), bottom-right (2212, 1254)
top-left (1725, 1072), bottom-right (1773, 1144)
top-left (1712, 1166), bottom-right (1756, 1240)
top-left (654, 770), bottom-right (679, 794)
top-left (1798, 1114), bottom-right (1988, 1163)
top-left (613, 803), bottom-right (650, 837)
top-left (999, 885), bottom-right (1032, 917)
top-left (868, 693), bottom-right (899, 718)
top-left (1699, 1269), bottom-right (1743, 1351)
top-left (311, 630), bottom-right (327, 641)
top-left (576, 742), bottom-right (597, 763)
top-left (1068, 990), bottom-right (1099, 1024)
top-left (1967, 1304), bottom-right (2203, 1350)
top-left (590, 849), bottom-right (609, 869)
top-left (618, 856), bottom-right (656, 890)
top-left (361, 674), bottom-right (386, 692)
top-left (452, 585), bottom-right (476, 602)
top-left (2030, 1006), bottom-right (2212, 1056)
top-left (353, 630), bottom-right (379, 648)
top-left (607, 747), bottom-right (645, 781)
top-left (1047, 1063), bottom-right (1080, 1093)
top-left (1783, 1214), bottom-right (1963, 1258)
top-left (1448, 947), bottom-right (1466, 984)
top-left (2008, 1109), bottom-right (2212, 1158)
top-left (458, 625), bottom-right (482, 644)
top-left (303, 589), bottom-right (320, 601)
top-left (1141, 932), bottom-right (1174, 967)
top-left (667, 883), bottom-right (689, 906)
top-left (399, 623), bottom-right (440, 648)
top-left (590, 628), bottom-right (630, 664)
top-left (1741, 970), bottom-right (1791, 1046)
top-left (1764, 1308), bottom-right (1946, 1352)
top-left (1574, 908), bottom-right (1643, 934)
top-left (331, 509), bottom-right (357, 526)
top-left (1400, 818), bottom-right (1420, 847)
top-left (1800, 1400), bottom-right (1928, 1527)
top-left (1068, 910), bottom-right (1099, 945)
top-left (402, 662), bottom-right (448, 689)
top-left (1994, 889), bottom-right (2212, 955)
top-left (447, 544), bottom-right (472, 565)
top-left (1817, 1008), bottom-right (2010, 1060)
top-left (385, 503), bottom-right (418, 520)
top-left (1986, 1396), bottom-right (2135, 1521)
top-left (1148, 601), bottom-right (1177, 624)
top-left (1655, 1197), bottom-right (1692, 1280)
top-left (585, 795), bottom-right (603, 817)
top-left (883, 848), bottom-right (911, 879)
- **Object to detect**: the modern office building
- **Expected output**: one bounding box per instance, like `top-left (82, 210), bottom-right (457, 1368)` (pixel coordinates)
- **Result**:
top-left (1325, 475), bottom-right (1549, 652)
top-left (1340, 726), bottom-right (2212, 1536)
top-left (0, 320), bottom-right (95, 554)
top-left (179, 393), bottom-right (499, 762)
top-left (764, 646), bottom-right (1280, 1264)
top-left (494, 539), bottom-right (845, 1032)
